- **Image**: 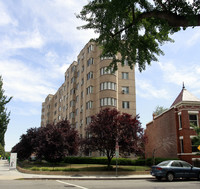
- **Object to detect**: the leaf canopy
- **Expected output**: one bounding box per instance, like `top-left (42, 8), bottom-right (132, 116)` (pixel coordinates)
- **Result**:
top-left (78, 0), bottom-right (200, 71)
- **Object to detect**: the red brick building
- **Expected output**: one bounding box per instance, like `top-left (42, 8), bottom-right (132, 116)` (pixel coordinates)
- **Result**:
top-left (145, 86), bottom-right (200, 164)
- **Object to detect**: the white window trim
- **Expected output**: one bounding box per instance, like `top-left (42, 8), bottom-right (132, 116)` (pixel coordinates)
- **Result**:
top-left (188, 111), bottom-right (199, 114)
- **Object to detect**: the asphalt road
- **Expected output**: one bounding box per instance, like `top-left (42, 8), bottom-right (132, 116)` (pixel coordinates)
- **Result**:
top-left (0, 179), bottom-right (199, 189)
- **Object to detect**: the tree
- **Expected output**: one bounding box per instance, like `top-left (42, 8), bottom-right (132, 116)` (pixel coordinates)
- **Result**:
top-left (153, 105), bottom-right (168, 116)
top-left (12, 120), bottom-right (80, 162)
top-left (11, 127), bottom-right (38, 160)
top-left (0, 143), bottom-right (5, 158)
top-left (35, 120), bottom-right (80, 162)
top-left (0, 76), bottom-right (12, 147)
top-left (82, 108), bottom-right (144, 168)
top-left (77, 0), bottom-right (200, 71)
top-left (191, 123), bottom-right (200, 154)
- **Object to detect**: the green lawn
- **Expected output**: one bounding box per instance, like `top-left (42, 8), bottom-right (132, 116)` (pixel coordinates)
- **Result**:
top-left (18, 161), bottom-right (150, 172)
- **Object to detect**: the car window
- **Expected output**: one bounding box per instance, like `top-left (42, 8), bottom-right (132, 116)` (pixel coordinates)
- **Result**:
top-left (157, 161), bottom-right (170, 166)
top-left (171, 161), bottom-right (182, 167)
top-left (181, 161), bottom-right (191, 168)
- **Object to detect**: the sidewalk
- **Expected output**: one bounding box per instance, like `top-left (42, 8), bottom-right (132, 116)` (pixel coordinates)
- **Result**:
top-left (0, 160), bottom-right (153, 180)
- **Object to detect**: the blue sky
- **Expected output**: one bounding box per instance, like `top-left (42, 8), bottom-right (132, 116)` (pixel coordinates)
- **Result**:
top-left (1, 0), bottom-right (200, 151)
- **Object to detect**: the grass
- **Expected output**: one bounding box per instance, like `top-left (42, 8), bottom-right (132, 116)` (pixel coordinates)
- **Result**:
top-left (18, 161), bottom-right (150, 172)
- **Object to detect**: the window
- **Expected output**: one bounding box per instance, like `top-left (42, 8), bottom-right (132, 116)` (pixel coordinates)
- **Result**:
top-left (181, 161), bottom-right (192, 168)
top-left (70, 100), bottom-right (75, 107)
top-left (100, 98), bottom-right (116, 107)
top-left (100, 56), bottom-right (113, 60)
top-left (71, 65), bottom-right (76, 72)
top-left (71, 76), bottom-right (75, 83)
top-left (180, 138), bottom-right (184, 153)
top-left (76, 83), bottom-right (79, 90)
top-left (88, 44), bottom-right (94, 53)
top-left (100, 67), bottom-right (115, 75)
top-left (80, 105), bottom-right (83, 113)
top-left (76, 95), bottom-right (79, 103)
top-left (189, 114), bottom-right (198, 127)
top-left (81, 65), bottom-right (84, 72)
top-left (75, 108), bottom-right (78, 116)
top-left (59, 106), bottom-right (61, 112)
top-left (191, 136), bottom-right (199, 153)
top-left (87, 58), bottom-right (93, 66)
top-left (86, 117), bottom-right (91, 125)
top-left (122, 72), bottom-right (129, 79)
top-left (178, 113), bottom-right (182, 129)
top-left (77, 70), bottom-right (80, 78)
top-left (171, 162), bottom-right (182, 167)
top-left (87, 72), bottom-right (93, 80)
top-left (124, 59), bottom-right (128, 66)
top-left (70, 88), bottom-right (75, 95)
top-left (122, 86), bottom-right (129, 94)
top-left (58, 115), bottom-right (61, 120)
top-left (81, 53), bottom-right (84, 60)
top-left (100, 82), bottom-right (116, 91)
top-left (75, 122), bottom-right (78, 129)
top-left (81, 78), bottom-right (84, 86)
top-left (81, 91), bottom-right (84, 98)
top-left (87, 86), bottom-right (93, 94)
top-left (78, 59), bottom-right (80, 65)
top-left (69, 112), bottom-right (75, 119)
top-left (86, 101), bottom-right (93, 109)
top-left (122, 101), bottom-right (130, 109)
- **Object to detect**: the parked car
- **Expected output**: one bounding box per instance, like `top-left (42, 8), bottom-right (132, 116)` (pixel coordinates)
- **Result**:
top-left (151, 160), bottom-right (200, 181)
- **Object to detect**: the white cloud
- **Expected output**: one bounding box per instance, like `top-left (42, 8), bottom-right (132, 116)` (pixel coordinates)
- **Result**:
top-left (0, 1), bottom-right (17, 26)
top-left (159, 61), bottom-right (200, 91)
top-left (0, 59), bottom-right (56, 102)
top-left (136, 79), bottom-right (170, 99)
top-left (186, 31), bottom-right (200, 47)
top-left (0, 30), bottom-right (44, 53)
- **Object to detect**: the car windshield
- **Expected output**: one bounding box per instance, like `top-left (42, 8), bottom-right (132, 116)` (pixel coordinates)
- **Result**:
top-left (157, 161), bottom-right (170, 166)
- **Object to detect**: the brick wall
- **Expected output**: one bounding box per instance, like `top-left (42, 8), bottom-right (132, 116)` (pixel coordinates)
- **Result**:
top-left (145, 108), bottom-right (178, 159)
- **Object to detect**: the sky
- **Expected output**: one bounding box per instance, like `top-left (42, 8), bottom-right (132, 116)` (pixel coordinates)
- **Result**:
top-left (1, 0), bottom-right (200, 151)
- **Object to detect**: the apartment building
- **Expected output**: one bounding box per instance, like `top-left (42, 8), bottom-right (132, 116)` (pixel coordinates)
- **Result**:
top-left (41, 41), bottom-right (136, 139)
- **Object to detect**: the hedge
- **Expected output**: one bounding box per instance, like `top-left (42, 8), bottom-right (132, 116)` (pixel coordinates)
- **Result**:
top-left (63, 157), bottom-right (178, 166)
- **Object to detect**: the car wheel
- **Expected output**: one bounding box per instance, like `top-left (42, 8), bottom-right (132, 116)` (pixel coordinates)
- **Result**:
top-left (198, 172), bottom-right (200, 180)
top-left (156, 176), bottom-right (162, 180)
top-left (166, 172), bottom-right (174, 182)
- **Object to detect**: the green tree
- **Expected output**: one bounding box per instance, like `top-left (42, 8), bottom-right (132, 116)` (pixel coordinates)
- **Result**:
top-left (77, 0), bottom-right (200, 71)
top-left (153, 105), bottom-right (168, 116)
top-left (191, 123), bottom-right (200, 153)
top-left (0, 143), bottom-right (5, 158)
top-left (0, 76), bottom-right (12, 147)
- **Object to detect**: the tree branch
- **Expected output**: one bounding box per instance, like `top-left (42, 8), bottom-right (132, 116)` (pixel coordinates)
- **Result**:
top-left (155, 0), bottom-right (167, 11)
top-left (111, 11), bottom-right (200, 37)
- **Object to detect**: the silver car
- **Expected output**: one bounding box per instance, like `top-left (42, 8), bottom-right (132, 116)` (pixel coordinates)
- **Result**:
top-left (151, 160), bottom-right (200, 181)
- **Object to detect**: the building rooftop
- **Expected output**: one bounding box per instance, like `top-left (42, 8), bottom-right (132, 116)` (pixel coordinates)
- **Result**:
top-left (171, 85), bottom-right (200, 107)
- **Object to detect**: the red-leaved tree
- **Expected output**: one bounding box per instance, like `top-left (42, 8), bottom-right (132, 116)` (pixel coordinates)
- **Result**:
top-left (35, 120), bottom-right (80, 162)
top-left (82, 108), bottom-right (144, 168)
top-left (12, 120), bottom-right (80, 162)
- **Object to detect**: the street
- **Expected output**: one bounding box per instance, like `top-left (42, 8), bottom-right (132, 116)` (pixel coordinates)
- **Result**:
top-left (0, 179), bottom-right (199, 189)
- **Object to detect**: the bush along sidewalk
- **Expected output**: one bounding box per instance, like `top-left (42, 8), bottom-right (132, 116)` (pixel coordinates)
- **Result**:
top-left (63, 157), bottom-right (177, 166)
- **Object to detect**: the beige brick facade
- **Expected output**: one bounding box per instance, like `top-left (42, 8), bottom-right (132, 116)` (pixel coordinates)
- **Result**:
top-left (41, 41), bottom-right (136, 138)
